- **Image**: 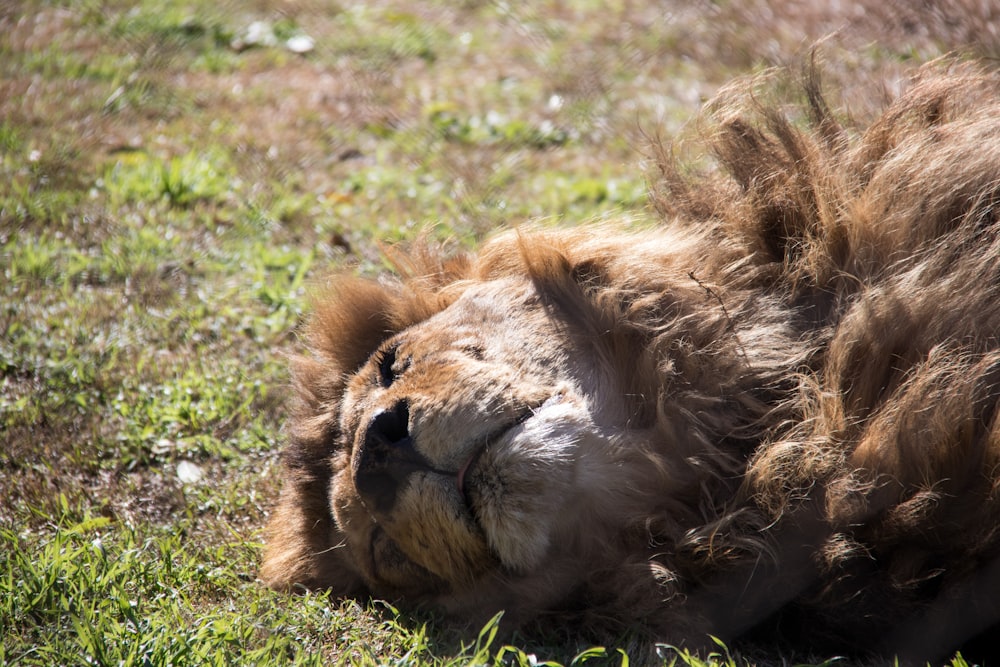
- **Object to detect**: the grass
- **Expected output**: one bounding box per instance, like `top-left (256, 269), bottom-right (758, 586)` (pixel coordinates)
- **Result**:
top-left (1, 0), bottom-right (995, 664)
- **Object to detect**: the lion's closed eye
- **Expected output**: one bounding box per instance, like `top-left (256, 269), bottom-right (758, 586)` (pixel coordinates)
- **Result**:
top-left (373, 343), bottom-right (408, 388)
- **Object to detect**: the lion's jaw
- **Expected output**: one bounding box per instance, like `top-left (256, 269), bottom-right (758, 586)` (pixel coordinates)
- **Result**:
top-left (331, 278), bottom-right (621, 599)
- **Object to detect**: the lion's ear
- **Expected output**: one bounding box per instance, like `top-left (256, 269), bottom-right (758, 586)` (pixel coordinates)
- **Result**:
top-left (305, 277), bottom-right (404, 376)
top-left (260, 468), bottom-right (367, 595)
top-left (304, 273), bottom-right (463, 376)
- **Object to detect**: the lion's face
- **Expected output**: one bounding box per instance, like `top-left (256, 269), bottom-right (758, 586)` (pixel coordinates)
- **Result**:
top-left (331, 277), bottom-right (613, 599)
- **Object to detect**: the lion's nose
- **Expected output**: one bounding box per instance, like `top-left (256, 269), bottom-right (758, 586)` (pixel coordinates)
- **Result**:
top-left (353, 400), bottom-right (430, 512)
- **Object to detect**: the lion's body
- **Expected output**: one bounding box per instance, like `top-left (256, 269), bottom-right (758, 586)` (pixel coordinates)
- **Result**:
top-left (262, 62), bottom-right (1000, 662)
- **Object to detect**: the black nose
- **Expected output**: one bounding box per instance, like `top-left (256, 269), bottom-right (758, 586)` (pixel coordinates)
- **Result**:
top-left (352, 400), bottom-right (431, 512)
top-left (370, 400), bottom-right (410, 444)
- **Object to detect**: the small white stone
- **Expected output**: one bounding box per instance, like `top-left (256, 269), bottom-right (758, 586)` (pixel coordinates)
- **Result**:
top-left (176, 460), bottom-right (204, 484)
top-left (285, 34), bottom-right (315, 54)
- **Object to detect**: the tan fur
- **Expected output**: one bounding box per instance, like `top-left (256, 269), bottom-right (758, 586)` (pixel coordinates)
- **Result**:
top-left (262, 60), bottom-right (1000, 662)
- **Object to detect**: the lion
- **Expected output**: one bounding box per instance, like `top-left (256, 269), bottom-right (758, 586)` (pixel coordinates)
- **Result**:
top-left (261, 60), bottom-right (1000, 664)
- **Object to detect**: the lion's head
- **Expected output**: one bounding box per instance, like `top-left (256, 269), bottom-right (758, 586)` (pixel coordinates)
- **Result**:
top-left (261, 226), bottom-right (800, 628)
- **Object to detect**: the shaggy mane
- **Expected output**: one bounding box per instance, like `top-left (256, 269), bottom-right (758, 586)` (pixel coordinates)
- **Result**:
top-left (263, 59), bottom-right (1000, 663)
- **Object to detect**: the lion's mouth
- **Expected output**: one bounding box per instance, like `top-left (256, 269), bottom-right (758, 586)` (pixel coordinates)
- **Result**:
top-left (456, 409), bottom-right (535, 504)
top-left (456, 393), bottom-right (571, 503)
top-left (455, 448), bottom-right (482, 502)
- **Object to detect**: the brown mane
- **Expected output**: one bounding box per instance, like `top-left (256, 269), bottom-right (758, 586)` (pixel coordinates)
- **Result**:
top-left (263, 59), bottom-right (1000, 663)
